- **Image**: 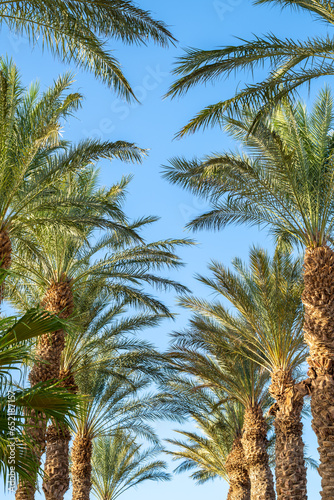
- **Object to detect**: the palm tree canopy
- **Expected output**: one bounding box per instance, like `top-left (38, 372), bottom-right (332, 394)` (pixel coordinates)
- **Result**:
top-left (0, 61), bottom-right (146, 256)
top-left (3, 0), bottom-right (175, 97)
top-left (179, 247), bottom-right (305, 375)
top-left (165, 382), bottom-right (244, 484)
top-left (61, 278), bottom-right (169, 385)
top-left (168, 330), bottom-right (271, 410)
top-left (73, 365), bottom-right (163, 442)
top-left (167, 0), bottom-right (334, 134)
top-left (164, 88), bottom-right (334, 249)
top-left (91, 430), bottom-right (170, 500)
top-left (8, 166), bottom-right (192, 318)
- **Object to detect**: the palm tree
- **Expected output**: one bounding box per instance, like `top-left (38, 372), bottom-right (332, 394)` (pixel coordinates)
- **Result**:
top-left (0, 271), bottom-right (79, 490)
top-left (168, 336), bottom-right (274, 500)
top-left (179, 247), bottom-right (307, 499)
top-left (10, 169), bottom-right (190, 500)
top-left (59, 280), bottom-right (169, 500)
top-left (0, 59), bottom-right (145, 301)
top-left (71, 365), bottom-right (166, 500)
top-left (164, 88), bottom-right (334, 497)
top-left (164, 380), bottom-right (250, 500)
top-left (1, 380), bottom-right (79, 493)
top-left (91, 430), bottom-right (170, 500)
top-left (166, 0), bottom-right (334, 135)
top-left (3, 0), bottom-right (175, 96)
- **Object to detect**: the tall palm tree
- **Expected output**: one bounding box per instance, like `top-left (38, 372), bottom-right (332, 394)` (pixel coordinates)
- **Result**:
top-left (0, 59), bottom-right (145, 301)
top-left (164, 88), bottom-right (334, 497)
top-left (0, 269), bottom-right (79, 490)
top-left (60, 280), bottom-right (169, 500)
top-left (168, 337), bottom-right (274, 500)
top-left (10, 169), bottom-right (190, 500)
top-left (179, 248), bottom-right (307, 499)
top-left (71, 365), bottom-right (165, 500)
top-left (167, 0), bottom-right (334, 135)
top-left (3, 0), bottom-right (175, 96)
top-left (164, 379), bottom-right (250, 500)
top-left (91, 430), bottom-right (170, 500)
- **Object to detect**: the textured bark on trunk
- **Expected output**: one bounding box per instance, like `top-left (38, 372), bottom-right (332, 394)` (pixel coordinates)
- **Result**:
top-left (241, 405), bottom-right (275, 500)
top-left (0, 229), bottom-right (12, 269)
top-left (15, 280), bottom-right (73, 500)
top-left (225, 437), bottom-right (251, 500)
top-left (42, 368), bottom-right (78, 500)
top-left (0, 229), bottom-right (12, 301)
top-left (14, 410), bottom-right (47, 500)
top-left (269, 369), bottom-right (307, 500)
top-left (71, 433), bottom-right (93, 500)
top-left (42, 423), bottom-right (71, 500)
top-left (302, 245), bottom-right (334, 499)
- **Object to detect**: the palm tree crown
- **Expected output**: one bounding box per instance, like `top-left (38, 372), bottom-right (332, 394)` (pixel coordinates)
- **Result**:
top-left (3, 0), bottom-right (175, 96)
top-left (165, 381), bottom-right (245, 485)
top-left (167, 0), bottom-right (334, 134)
top-left (91, 430), bottom-right (170, 500)
top-left (164, 88), bottom-right (334, 249)
top-left (179, 247), bottom-right (305, 377)
top-left (0, 60), bottom-right (146, 276)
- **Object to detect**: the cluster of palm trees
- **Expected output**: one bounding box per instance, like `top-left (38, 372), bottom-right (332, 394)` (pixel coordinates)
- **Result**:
top-left (0, 51), bottom-right (190, 500)
top-left (2, 0), bottom-right (334, 499)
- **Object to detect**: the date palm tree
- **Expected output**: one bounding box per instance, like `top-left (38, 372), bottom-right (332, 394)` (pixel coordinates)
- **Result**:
top-left (3, 0), bottom-right (175, 97)
top-left (164, 379), bottom-right (250, 500)
top-left (167, 0), bottom-right (334, 134)
top-left (59, 282), bottom-right (169, 500)
top-left (164, 88), bottom-right (334, 497)
top-left (0, 271), bottom-right (79, 489)
top-left (179, 248), bottom-right (307, 500)
top-left (91, 430), bottom-right (170, 500)
top-left (168, 336), bottom-right (273, 500)
top-left (71, 365), bottom-right (166, 500)
top-left (0, 59), bottom-right (145, 302)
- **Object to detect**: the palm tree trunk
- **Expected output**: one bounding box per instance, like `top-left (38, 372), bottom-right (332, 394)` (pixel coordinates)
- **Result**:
top-left (302, 245), bottom-right (334, 498)
top-left (0, 228), bottom-right (12, 269)
top-left (241, 404), bottom-right (275, 500)
top-left (0, 228), bottom-right (12, 301)
top-left (43, 368), bottom-right (77, 500)
top-left (225, 436), bottom-right (251, 500)
top-left (14, 410), bottom-right (47, 500)
top-left (269, 369), bottom-right (307, 500)
top-left (15, 280), bottom-right (73, 500)
top-left (42, 422), bottom-right (71, 500)
top-left (71, 433), bottom-right (93, 500)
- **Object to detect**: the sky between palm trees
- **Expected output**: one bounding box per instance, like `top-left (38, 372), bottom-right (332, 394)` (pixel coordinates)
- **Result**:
top-left (2, 0), bottom-right (327, 498)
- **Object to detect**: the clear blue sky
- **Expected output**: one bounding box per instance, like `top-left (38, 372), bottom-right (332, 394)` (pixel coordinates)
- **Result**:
top-left (2, 0), bottom-right (327, 498)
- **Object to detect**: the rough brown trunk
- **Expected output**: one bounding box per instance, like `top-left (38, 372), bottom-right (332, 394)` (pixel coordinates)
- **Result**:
top-left (71, 433), bottom-right (93, 500)
top-left (42, 368), bottom-right (78, 500)
top-left (15, 280), bottom-right (73, 500)
top-left (0, 229), bottom-right (12, 268)
top-left (241, 404), bottom-right (275, 500)
top-left (42, 423), bottom-right (71, 500)
top-left (302, 245), bottom-right (334, 499)
top-left (225, 436), bottom-right (251, 500)
top-left (0, 229), bottom-right (12, 301)
top-left (14, 410), bottom-right (47, 500)
top-left (269, 369), bottom-right (307, 500)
